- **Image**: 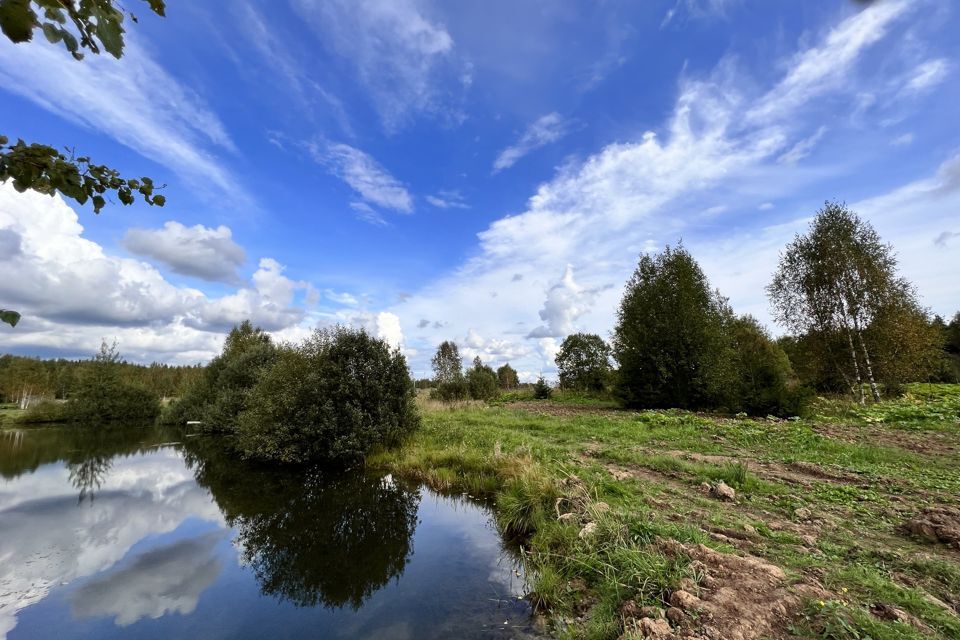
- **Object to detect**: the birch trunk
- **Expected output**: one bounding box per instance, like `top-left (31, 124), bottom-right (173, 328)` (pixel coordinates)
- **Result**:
top-left (845, 328), bottom-right (864, 404)
top-left (856, 329), bottom-right (882, 402)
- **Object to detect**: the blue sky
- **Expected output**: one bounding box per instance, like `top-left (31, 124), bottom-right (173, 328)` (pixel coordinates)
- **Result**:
top-left (1, 0), bottom-right (958, 380)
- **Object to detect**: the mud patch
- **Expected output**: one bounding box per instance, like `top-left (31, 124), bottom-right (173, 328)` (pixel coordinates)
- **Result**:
top-left (900, 506), bottom-right (960, 549)
top-left (656, 541), bottom-right (824, 640)
top-left (509, 401), bottom-right (623, 418)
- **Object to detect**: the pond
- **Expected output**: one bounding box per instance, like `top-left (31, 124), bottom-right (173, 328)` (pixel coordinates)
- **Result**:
top-left (0, 426), bottom-right (541, 639)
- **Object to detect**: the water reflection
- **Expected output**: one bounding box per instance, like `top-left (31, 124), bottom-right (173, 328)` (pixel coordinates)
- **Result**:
top-left (0, 426), bottom-right (537, 640)
top-left (183, 439), bottom-right (421, 609)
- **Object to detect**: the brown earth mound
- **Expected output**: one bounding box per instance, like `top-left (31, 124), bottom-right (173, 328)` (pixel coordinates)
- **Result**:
top-left (900, 506), bottom-right (960, 548)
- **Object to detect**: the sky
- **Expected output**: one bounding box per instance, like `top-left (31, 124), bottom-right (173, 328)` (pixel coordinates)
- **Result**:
top-left (0, 0), bottom-right (958, 381)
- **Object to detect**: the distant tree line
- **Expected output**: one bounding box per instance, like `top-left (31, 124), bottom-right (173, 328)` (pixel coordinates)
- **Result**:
top-left (0, 350), bottom-right (203, 405)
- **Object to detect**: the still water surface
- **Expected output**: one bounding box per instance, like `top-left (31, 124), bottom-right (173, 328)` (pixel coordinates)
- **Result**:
top-left (0, 426), bottom-right (538, 639)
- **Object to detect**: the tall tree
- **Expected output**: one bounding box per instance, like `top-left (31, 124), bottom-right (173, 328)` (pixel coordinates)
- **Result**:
top-left (768, 201), bottom-right (923, 403)
top-left (496, 363), bottom-right (519, 389)
top-left (0, 0), bottom-right (167, 327)
top-left (431, 341), bottom-right (463, 385)
top-left (612, 244), bottom-right (735, 409)
top-left (555, 333), bottom-right (610, 391)
top-left (430, 340), bottom-right (467, 401)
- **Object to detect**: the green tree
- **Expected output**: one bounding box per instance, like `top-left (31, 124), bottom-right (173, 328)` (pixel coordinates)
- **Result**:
top-left (163, 320), bottom-right (277, 431)
top-left (465, 356), bottom-right (498, 400)
top-left (533, 375), bottom-right (552, 400)
top-left (612, 244), bottom-right (735, 409)
top-left (555, 333), bottom-right (610, 391)
top-left (729, 316), bottom-right (803, 416)
top-left (496, 363), bottom-right (519, 389)
top-left (431, 340), bottom-right (467, 401)
top-left (0, 0), bottom-right (167, 327)
top-left (768, 202), bottom-right (928, 402)
top-left (235, 327), bottom-right (419, 464)
top-left (66, 340), bottom-right (160, 423)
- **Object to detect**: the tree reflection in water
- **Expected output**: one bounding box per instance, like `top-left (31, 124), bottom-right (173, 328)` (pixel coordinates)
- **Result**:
top-left (68, 455), bottom-right (112, 504)
top-left (182, 437), bottom-right (421, 610)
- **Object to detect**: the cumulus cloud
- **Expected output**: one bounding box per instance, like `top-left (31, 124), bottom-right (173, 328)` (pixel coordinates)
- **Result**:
top-left (493, 113), bottom-right (572, 173)
top-left (69, 533), bottom-right (223, 627)
top-left (0, 186), bottom-right (314, 361)
top-left (293, 0), bottom-right (455, 131)
top-left (0, 35), bottom-right (244, 205)
top-left (527, 265), bottom-right (604, 339)
top-left (313, 142), bottom-right (413, 214)
top-left (123, 222), bottom-right (246, 284)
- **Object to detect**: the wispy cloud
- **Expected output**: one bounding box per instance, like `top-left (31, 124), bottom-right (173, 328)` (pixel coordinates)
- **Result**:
top-left (902, 58), bottom-right (949, 94)
top-left (493, 113), bottom-right (572, 173)
top-left (425, 190), bottom-right (469, 209)
top-left (778, 126), bottom-right (828, 165)
top-left (0, 36), bottom-right (246, 205)
top-left (311, 142), bottom-right (413, 214)
top-left (747, 0), bottom-right (912, 123)
top-left (293, 0), bottom-right (456, 132)
top-left (660, 0), bottom-right (738, 29)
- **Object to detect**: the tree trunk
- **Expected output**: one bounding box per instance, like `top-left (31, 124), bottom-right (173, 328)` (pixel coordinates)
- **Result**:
top-left (856, 329), bottom-right (882, 402)
top-left (845, 328), bottom-right (864, 404)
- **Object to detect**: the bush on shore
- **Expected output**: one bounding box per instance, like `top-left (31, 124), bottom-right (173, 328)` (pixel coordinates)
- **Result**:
top-left (235, 327), bottom-right (419, 464)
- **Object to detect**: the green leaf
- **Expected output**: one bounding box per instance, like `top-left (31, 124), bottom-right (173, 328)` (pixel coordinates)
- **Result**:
top-left (41, 22), bottom-right (62, 44)
top-left (0, 309), bottom-right (21, 328)
top-left (152, 194), bottom-right (165, 206)
top-left (95, 10), bottom-right (125, 58)
top-left (0, 0), bottom-right (38, 44)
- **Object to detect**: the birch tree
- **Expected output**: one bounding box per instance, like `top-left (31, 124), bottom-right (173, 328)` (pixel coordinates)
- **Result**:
top-left (768, 202), bottom-right (917, 403)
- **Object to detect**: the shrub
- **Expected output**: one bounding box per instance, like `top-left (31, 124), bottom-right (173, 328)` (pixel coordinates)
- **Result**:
top-left (465, 356), bottom-right (498, 400)
top-left (65, 341), bottom-right (160, 424)
top-left (533, 376), bottom-right (552, 400)
top-left (433, 379), bottom-right (469, 401)
top-left (20, 400), bottom-right (68, 423)
top-left (235, 327), bottom-right (419, 464)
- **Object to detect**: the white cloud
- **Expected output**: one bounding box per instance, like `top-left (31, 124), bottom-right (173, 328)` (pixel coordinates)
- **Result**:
top-left (425, 190), bottom-right (469, 209)
top-left (123, 222), bottom-right (246, 284)
top-left (388, 0), bottom-right (955, 377)
top-left (527, 265), bottom-right (603, 338)
top-left (0, 186), bottom-right (313, 362)
top-left (747, 0), bottom-right (911, 123)
top-left (903, 58), bottom-right (949, 94)
top-left (313, 142), bottom-right (413, 213)
top-left (493, 113), bottom-right (572, 173)
top-left (0, 35), bottom-right (244, 204)
top-left (777, 125), bottom-right (827, 165)
top-left (293, 0), bottom-right (455, 131)
top-left (326, 289), bottom-right (359, 305)
top-left (661, 0), bottom-right (738, 29)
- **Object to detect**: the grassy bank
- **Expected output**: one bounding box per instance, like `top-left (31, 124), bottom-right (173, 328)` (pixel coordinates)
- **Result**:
top-left (369, 384), bottom-right (960, 639)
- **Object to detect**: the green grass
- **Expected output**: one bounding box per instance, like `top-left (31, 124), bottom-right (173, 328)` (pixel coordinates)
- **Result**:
top-left (370, 385), bottom-right (960, 639)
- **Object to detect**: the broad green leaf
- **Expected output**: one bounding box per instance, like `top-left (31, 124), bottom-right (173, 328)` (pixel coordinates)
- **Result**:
top-left (0, 0), bottom-right (37, 44)
top-left (0, 309), bottom-right (21, 328)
